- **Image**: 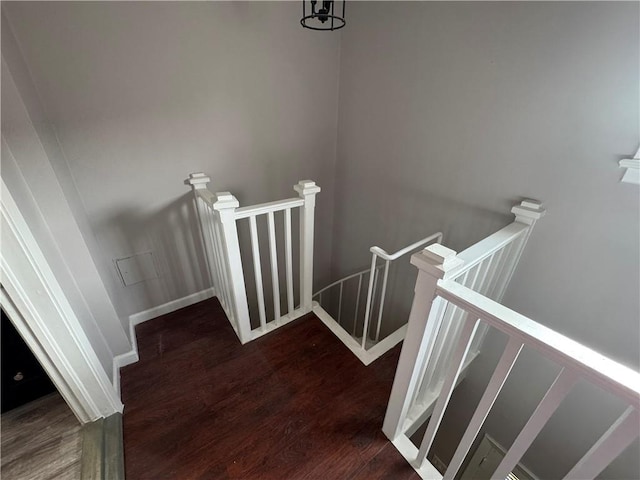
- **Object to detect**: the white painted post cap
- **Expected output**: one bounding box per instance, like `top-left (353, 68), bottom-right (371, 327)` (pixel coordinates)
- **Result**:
top-left (411, 243), bottom-right (464, 278)
top-left (294, 180), bottom-right (321, 196)
top-left (511, 199), bottom-right (546, 221)
top-left (212, 192), bottom-right (239, 210)
top-left (186, 172), bottom-right (211, 189)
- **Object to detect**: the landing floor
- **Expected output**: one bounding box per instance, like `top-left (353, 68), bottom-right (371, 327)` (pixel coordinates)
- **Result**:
top-left (121, 298), bottom-right (419, 479)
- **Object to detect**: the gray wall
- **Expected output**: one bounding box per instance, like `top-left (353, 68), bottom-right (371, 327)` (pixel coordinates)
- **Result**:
top-left (3, 1), bottom-right (638, 475)
top-left (3, 1), bottom-right (341, 322)
top-left (334, 2), bottom-right (639, 478)
top-left (1, 50), bottom-right (131, 378)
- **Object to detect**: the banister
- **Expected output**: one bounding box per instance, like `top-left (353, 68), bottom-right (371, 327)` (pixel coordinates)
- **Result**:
top-left (234, 197), bottom-right (305, 219)
top-left (436, 279), bottom-right (640, 408)
top-left (382, 199), bottom-right (552, 478)
top-left (187, 172), bottom-right (320, 343)
top-left (370, 232), bottom-right (444, 261)
top-left (312, 264), bottom-right (384, 297)
top-left (447, 223), bottom-right (528, 279)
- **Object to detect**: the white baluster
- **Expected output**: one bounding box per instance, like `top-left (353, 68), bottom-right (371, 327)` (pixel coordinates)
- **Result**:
top-left (491, 235), bottom-right (524, 301)
top-left (483, 247), bottom-right (507, 299)
top-left (417, 316), bottom-right (480, 466)
top-left (267, 211), bottom-right (281, 321)
top-left (213, 210), bottom-right (234, 317)
top-left (484, 241), bottom-right (513, 299)
top-left (186, 173), bottom-right (215, 288)
top-left (294, 180), bottom-right (321, 314)
top-left (416, 302), bottom-right (455, 401)
top-left (563, 406), bottom-right (639, 480)
top-left (493, 199), bottom-right (546, 302)
top-left (424, 272), bottom-right (471, 397)
top-left (208, 205), bottom-right (229, 314)
top-left (492, 368), bottom-right (578, 480)
top-left (353, 274), bottom-right (363, 336)
top-left (338, 282), bottom-right (344, 324)
top-left (444, 337), bottom-right (524, 479)
top-left (480, 250), bottom-right (503, 296)
top-left (362, 254), bottom-right (378, 348)
top-left (368, 268), bottom-right (379, 342)
top-left (374, 259), bottom-right (391, 342)
top-left (198, 199), bottom-right (219, 297)
top-left (249, 216), bottom-right (267, 330)
top-left (284, 208), bottom-right (294, 315)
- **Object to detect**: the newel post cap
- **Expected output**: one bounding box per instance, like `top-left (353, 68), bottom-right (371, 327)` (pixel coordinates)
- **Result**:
top-left (212, 192), bottom-right (239, 210)
top-left (294, 180), bottom-right (321, 197)
top-left (511, 199), bottom-right (546, 224)
top-left (186, 172), bottom-right (211, 189)
top-left (411, 244), bottom-right (464, 279)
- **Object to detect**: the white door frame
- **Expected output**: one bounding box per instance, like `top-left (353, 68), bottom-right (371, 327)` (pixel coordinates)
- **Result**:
top-left (1, 181), bottom-right (123, 423)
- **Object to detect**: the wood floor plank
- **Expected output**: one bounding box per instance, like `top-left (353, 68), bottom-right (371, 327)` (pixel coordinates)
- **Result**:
top-left (122, 298), bottom-right (406, 479)
top-left (1, 393), bottom-right (82, 480)
top-left (348, 443), bottom-right (422, 480)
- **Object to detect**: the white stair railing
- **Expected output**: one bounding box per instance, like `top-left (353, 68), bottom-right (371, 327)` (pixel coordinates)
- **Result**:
top-left (363, 232), bottom-right (444, 347)
top-left (382, 245), bottom-right (640, 480)
top-left (312, 200), bottom-right (543, 369)
top-left (187, 173), bottom-right (320, 344)
top-left (313, 264), bottom-right (384, 334)
top-left (312, 232), bottom-right (443, 365)
top-left (398, 200), bottom-right (546, 436)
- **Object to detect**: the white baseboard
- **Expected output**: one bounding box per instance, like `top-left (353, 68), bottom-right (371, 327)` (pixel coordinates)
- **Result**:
top-left (129, 287), bottom-right (216, 326)
top-left (112, 351), bottom-right (138, 399)
top-left (112, 287), bottom-right (216, 397)
top-left (312, 302), bottom-right (407, 366)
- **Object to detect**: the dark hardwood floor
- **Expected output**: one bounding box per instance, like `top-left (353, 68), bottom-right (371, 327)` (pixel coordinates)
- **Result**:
top-left (121, 298), bottom-right (419, 479)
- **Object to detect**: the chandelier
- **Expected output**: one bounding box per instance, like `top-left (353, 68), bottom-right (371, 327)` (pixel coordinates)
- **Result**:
top-left (301, 0), bottom-right (346, 31)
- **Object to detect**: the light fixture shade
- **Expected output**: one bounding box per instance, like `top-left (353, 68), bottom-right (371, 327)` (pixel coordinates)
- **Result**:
top-left (301, 0), bottom-right (345, 31)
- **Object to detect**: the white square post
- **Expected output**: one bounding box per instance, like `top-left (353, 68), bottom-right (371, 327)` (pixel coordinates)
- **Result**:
top-left (294, 180), bottom-right (321, 313)
top-left (213, 193), bottom-right (252, 344)
top-left (382, 244), bottom-right (463, 441)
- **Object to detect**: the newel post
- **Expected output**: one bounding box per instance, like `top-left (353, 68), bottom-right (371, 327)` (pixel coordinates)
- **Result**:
top-left (294, 180), bottom-right (321, 313)
top-left (213, 193), bottom-right (252, 344)
top-left (383, 244), bottom-right (463, 441)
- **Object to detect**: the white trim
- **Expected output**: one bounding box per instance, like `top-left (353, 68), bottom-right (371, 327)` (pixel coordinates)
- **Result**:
top-left (437, 280), bottom-right (640, 408)
top-left (1, 182), bottom-right (123, 422)
top-left (129, 287), bottom-right (216, 326)
top-left (112, 350), bottom-right (139, 399)
top-left (234, 197), bottom-right (304, 219)
top-left (312, 302), bottom-right (407, 365)
top-left (249, 308), bottom-right (308, 343)
top-left (390, 435), bottom-right (443, 480)
top-left (619, 146), bottom-right (640, 185)
top-left (111, 287), bottom-right (216, 395)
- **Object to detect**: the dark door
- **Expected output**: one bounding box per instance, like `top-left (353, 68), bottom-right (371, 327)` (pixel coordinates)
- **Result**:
top-left (1, 308), bottom-right (56, 413)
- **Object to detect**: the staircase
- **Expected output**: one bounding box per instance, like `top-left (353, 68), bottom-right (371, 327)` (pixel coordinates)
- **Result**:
top-left (186, 172), bottom-right (640, 480)
top-left (312, 231), bottom-right (443, 365)
top-left (383, 244), bottom-right (640, 479)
